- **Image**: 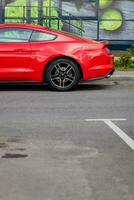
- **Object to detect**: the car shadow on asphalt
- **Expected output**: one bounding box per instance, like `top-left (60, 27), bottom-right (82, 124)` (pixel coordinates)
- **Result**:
top-left (0, 84), bottom-right (46, 91)
top-left (0, 83), bottom-right (114, 92)
top-left (76, 83), bottom-right (113, 91)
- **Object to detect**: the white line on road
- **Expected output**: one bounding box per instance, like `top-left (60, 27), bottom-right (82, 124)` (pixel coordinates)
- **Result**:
top-left (85, 118), bottom-right (126, 121)
top-left (104, 120), bottom-right (134, 151)
top-left (85, 119), bottom-right (134, 151)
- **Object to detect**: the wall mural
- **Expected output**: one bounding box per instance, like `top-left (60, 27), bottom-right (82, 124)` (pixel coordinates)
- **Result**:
top-left (57, 0), bottom-right (134, 40)
top-left (2, 0), bottom-right (134, 41)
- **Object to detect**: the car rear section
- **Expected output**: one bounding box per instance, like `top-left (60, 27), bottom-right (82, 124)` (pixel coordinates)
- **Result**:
top-left (27, 27), bottom-right (114, 87)
top-left (45, 30), bottom-right (115, 82)
top-left (72, 39), bottom-right (115, 81)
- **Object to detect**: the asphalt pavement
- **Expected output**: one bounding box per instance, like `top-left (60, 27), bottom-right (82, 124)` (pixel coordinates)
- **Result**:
top-left (0, 79), bottom-right (134, 200)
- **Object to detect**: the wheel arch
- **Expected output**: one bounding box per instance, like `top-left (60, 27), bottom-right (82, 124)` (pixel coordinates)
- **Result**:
top-left (43, 56), bottom-right (83, 82)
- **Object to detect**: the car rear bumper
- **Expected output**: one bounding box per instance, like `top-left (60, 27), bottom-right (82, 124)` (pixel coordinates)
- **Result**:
top-left (84, 69), bottom-right (115, 82)
top-left (82, 54), bottom-right (115, 80)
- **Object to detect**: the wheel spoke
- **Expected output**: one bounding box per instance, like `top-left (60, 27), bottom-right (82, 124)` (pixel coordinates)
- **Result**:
top-left (59, 78), bottom-right (62, 87)
top-left (51, 74), bottom-right (60, 80)
top-left (62, 79), bottom-right (65, 88)
top-left (66, 75), bottom-right (74, 82)
top-left (65, 64), bottom-right (73, 74)
top-left (51, 73), bottom-right (58, 78)
top-left (60, 79), bottom-right (64, 87)
top-left (54, 64), bottom-right (61, 73)
top-left (52, 77), bottom-right (60, 81)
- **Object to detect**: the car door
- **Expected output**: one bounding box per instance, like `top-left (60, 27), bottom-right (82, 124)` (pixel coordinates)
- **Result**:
top-left (27, 30), bottom-right (57, 81)
top-left (0, 27), bottom-right (32, 80)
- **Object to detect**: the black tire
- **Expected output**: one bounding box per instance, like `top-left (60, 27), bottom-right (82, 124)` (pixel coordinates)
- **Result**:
top-left (45, 58), bottom-right (80, 91)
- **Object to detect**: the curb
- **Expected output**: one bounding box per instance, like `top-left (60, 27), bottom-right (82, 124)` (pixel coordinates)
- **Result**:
top-left (109, 71), bottom-right (134, 81)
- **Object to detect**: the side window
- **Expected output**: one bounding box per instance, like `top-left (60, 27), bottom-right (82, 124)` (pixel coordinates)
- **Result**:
top-left (0, 28), bottom-right (32, 42)
top-left (30, 31), bottom-right (57, 42)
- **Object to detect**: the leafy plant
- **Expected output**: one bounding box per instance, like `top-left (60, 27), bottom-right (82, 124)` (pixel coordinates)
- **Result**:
top-left (114, 47), bottom-right (134, 70)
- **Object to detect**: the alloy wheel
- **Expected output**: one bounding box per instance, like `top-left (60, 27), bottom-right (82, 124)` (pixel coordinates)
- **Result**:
top-left (50, 62), bottom-right (75, 89)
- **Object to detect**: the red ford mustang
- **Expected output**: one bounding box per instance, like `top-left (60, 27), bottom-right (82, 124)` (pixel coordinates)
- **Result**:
top-left (0, 23), bottom-right (114, 91)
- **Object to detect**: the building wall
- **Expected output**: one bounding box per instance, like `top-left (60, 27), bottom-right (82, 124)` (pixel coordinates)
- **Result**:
top-left (1, 0), bottom-right (134, 45)
top-left (57, 0), bottom-right (134, 42)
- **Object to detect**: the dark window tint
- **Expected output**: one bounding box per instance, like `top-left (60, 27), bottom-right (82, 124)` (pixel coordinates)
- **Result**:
top-left (30, 31), bottom-right (57, 42)
top-left (0, 28), bottom-right (32, 42)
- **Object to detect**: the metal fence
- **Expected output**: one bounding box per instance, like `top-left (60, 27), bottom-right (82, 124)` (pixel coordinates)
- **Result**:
top-left (0, 5), bottom-right (84, 36)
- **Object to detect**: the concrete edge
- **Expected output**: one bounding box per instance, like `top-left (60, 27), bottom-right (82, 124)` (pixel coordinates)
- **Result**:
top-left (109, 71), bottom-right (134, 81)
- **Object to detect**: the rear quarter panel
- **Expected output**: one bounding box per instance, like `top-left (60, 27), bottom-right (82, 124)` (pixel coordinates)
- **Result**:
top-left (29, 41), bottom-right (85, 81)
top-left (29, 40), bottom-right (114, 81)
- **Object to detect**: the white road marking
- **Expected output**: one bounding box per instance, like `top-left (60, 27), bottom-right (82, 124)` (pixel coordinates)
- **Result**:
top-left (104, 120), bottom-right (134, 151)
top-left (85, 119), bottom-right (134, 151)
top-left (85, 119), bottom-right (126, 122)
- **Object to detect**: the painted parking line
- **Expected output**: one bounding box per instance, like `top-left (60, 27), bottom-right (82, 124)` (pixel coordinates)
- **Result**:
top-left (85, 119), bottom-right (134, 151)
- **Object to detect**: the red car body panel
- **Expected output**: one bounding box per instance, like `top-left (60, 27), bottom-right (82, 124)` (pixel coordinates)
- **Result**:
top-left (0, 23), bottom-right (114, 82)
top-left (0, 42), bottom-right (31, 80)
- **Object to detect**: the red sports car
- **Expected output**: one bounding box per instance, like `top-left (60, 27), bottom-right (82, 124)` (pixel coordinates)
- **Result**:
top-left (0, 23), bottom-right (114, 91)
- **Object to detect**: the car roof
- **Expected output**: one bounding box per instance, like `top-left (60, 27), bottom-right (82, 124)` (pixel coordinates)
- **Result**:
top-left (0, 23), bottom-right (49, 31)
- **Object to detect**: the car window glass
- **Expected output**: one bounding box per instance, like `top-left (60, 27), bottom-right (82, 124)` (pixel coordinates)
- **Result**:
top-left (0, 28), bottom-right (32, 42)
top-left (30, 31), bottom-right (56, 42)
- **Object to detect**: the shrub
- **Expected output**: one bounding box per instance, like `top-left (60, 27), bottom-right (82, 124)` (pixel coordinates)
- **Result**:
top-left (114, 47), bottom-right (134, 70)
